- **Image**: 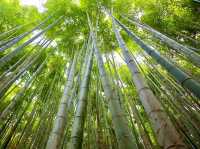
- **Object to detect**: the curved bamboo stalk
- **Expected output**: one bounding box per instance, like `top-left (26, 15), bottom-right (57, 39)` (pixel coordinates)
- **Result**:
top-left (0, 38), bottom-right (44, 79)
top-left (174, 31), bottom-right (200, 46)
top-left (0, 15), bottom-right (52, 52)
top-left (193, 0), bottom-right (200, 3)
top-left (111, 14), bottom-right (200, 99)
top-left (31, 71), bottom-right (59, 148)
top-left (0, 40), bottom-right (51, 99)
top-left (108, 54), bottom-right (154, 149)
top-left (0, 16), bottom-right (63, 68)
top-left (0, 24), bottom-right (25, 39)
top-left (122, 16), bottom-right (200, 67)
top-left (0, 60), bottom-right (46, 120)
top-left (134, 50), bottom-right (200, 147)
top-left (0, 102), bottom-right (30, 148)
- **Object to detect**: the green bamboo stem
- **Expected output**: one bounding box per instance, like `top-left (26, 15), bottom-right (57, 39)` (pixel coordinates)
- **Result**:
top-left (88, 15), bottom-right (138, 149)
top-left (46, 53), bottom-right (78, 149)
top-left (69, 45), bottom-right (94, 149)
top-left (111, 13), bottom-right (200, 99)
top-left (112, 16), bottom-right (186, 149)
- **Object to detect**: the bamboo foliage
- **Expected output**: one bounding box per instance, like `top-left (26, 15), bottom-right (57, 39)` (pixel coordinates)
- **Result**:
top-left (0, 40), bottom-right (51, 99)
top-left (0, 1), bottom-right (200, 149)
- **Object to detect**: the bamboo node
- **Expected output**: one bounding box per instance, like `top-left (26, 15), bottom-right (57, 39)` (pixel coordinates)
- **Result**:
top-left (166, 143), bottom-right (186, 149)
top-left (180, 77), bottom-right (192, 86)
top-left (148, 109), bottom-right (164, 116)
top-left (138, 86), bottom-right (150, 94)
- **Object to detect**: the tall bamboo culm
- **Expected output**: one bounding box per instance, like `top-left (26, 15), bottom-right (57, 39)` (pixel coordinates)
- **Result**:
top-left (69, 43), bottom-right (94, 149)
top-left (88, 15), bottom-right (138, 149)
top-left (112, 16), bottom-right (186, 149)
top-left (111, 13), bottom-right (200, 99)
top-left (46, 53), bottom-right (78, 149)
top-left (122, 16), bottom-right (200, 68)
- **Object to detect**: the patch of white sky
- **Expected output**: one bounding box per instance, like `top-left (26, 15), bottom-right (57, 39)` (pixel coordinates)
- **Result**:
top-left (20, 0), bottom-right (47, 13)
top-left (20, 0), bottom-right (81, 12)
top-left (73, 0), bottom-right (80, 6)
top-left (30, 30), bottom-right (57, 48)
top-left (19, 0), bottom-right (82, 48)
top-left (103, 50), bottom-right (144, 67)
top-left (103, 51), bottom-right (125, 67)
top-left (136, 11), bottom-right (144, 20)
top-left (20, 1), bottom-right (59, 48)
top-left (20, 0), bottom-right (144, 66)
top-left (103, 13), bottom-right (110, 22)
top-left (31, 30), bottom-right (44, 44)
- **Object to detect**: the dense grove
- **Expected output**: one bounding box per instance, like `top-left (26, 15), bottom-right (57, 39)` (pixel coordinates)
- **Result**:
top-left (0, 0), bottom-right (200, 148)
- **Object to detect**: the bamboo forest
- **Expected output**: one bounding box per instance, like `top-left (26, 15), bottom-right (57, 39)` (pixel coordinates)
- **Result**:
top-left (1, 0), bottom-right (200, 148)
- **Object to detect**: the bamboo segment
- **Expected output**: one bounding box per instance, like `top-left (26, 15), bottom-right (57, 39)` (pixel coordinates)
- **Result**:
top-left (46, 53), bottom-right (78, 149)
top-left (122, 16), bottom-right (200, 67)
top-left (0, 16), bottom-right (63, 68)
top-left (0, 40), bottom-right (51, 99)
top-left (69, 45), bottom-right (94, 149)
top-left (112, 14), bottom-right (200, 99)
top-left (0, 15), bottom-right (52, 52)
top-left (112, 17), bottom-right (186, 149)
top-left (88, 15), bottom-right (138, 149)
top-left (0, 60), bottom-right (46, 120)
